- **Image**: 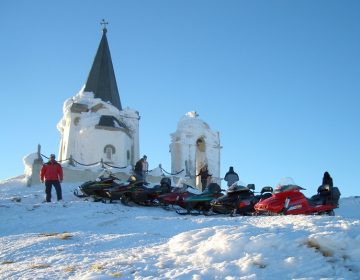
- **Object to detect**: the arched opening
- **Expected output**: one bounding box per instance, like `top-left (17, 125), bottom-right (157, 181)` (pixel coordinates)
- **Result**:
top-left (104, 144), bottom-right (116, 161)
top-left (127, 150), bottom-right (131, 166)
top-left (195, 137), bottom-right (207, 189)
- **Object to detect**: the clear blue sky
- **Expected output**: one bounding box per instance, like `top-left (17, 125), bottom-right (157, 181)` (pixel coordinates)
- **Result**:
top-left (1, 0), bottom-right (359, 197)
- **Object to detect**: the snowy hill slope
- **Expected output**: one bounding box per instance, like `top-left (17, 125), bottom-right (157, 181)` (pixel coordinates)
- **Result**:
top-left (1, 177), bottom-right (360, 279)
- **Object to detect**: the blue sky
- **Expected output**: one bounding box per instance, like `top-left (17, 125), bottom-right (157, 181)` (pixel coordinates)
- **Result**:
top-left (1, 0), bottom-right (359, 197)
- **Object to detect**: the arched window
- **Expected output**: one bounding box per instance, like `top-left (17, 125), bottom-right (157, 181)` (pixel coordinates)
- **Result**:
top-left (73, 117), bottom-right (80, 126)
top-left (103, 145), bottom-right (116, 161)
top-left (196, 137), bottom-right (206, 152)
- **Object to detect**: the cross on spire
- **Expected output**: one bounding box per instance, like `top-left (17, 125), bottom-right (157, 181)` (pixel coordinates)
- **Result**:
top-left (100, 19), bottom-right (109, 33)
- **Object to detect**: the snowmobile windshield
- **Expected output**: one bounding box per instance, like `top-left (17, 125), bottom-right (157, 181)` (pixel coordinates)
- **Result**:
top-left (205, 183), bottom-right (221, 194)
top-left (97, 169), bottom-right (112, 180)
top-left (277, 177), bottom-right (296, 186)
top-left (274, 184), bottom-right (305, 193)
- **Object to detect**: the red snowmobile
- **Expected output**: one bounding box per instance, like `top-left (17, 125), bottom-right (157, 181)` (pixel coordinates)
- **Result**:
top-left (254, 184), bottom-right (341, 215)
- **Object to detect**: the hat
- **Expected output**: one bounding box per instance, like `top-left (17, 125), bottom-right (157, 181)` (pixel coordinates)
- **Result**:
top-left (50, 154), bottom-right (56, 159)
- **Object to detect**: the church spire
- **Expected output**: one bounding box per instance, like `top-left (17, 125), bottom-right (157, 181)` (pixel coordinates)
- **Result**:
top-left (84, 20), bottom-right (122, 110)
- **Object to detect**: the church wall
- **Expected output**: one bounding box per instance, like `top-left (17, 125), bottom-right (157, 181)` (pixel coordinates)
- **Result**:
top-left (71, 128), bottom-right (132, 167)
top-left (169, 140), bottom-right (183, 175)
top-left (120, 108), bottom-right (140, 165)
top-left (58, 112), bottom-right (82, 162)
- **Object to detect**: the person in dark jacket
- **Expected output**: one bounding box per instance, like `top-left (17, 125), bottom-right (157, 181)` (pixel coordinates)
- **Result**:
top-left (134, 158), bottom-right (144, 180)
top-left (197, 164), bottom-right (212, 191)
top-left (224, 166), bottom-right (239, 187)
top-left (141, 155), bottom-right (149, 181)
top-left (40, 154), bottom-right (63, 202)
top-left (322, 171), bottom-right (333, 188)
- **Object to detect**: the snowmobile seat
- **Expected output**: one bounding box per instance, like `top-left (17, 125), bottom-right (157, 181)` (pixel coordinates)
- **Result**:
top-left (207, 183), bottom-right (222, 194)
top-left (227, 184), bottom-right (250, 194)
top-left (153, 184), bottom-right (171, 194)
top-left (158, 177), bottom-right (172, 193)
top-left (261, 186), bottom-right (273, 194)
top-left (330, 187), bottom-right (341, 206)
top-left (160, 177), bottom-right (172, 187)
top-left (246, 184), bottom-right (255, 191)
top-left (310, 193), bottom-right (320, 200)
top-left (307, 197), bottom-right (323, 206)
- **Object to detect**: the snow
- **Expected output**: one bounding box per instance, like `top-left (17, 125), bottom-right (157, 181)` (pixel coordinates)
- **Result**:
top-left (1, 177), bottom-right (360, 279)
top-left (23, 153), bottom-right (39, 178)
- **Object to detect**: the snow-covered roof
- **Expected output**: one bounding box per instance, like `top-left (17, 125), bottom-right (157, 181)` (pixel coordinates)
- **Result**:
top-left (175, 111), bottom-right (211, 134)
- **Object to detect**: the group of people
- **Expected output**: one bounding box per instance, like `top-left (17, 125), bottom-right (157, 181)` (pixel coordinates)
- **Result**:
top-left (195, 164), bottom-right (334, 193)
top-left (196, 165), bottom-right (239, 191)
top-left (39, 152), bottom-right (334, 203)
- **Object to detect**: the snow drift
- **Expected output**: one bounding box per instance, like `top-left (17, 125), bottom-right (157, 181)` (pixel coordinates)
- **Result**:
top-left (0, 178), bottom-right (359, 279)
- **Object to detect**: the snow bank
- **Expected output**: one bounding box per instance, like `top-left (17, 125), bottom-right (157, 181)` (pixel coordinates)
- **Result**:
top-left (1, 179), bottom-right (360, 279)
top-left (22, 153), bottom-right (39, 177)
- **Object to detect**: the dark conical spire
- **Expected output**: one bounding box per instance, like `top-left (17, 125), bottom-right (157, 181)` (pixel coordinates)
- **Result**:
top-left (84, 21), bottom-right (122, 110)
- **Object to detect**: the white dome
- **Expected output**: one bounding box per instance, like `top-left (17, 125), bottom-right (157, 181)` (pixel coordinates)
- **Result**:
top-left (177, 111), bottom-right (210, 133)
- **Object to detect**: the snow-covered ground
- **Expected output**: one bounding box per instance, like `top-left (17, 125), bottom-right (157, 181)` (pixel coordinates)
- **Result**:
top-left (1, 176), bottom-right (360, 279)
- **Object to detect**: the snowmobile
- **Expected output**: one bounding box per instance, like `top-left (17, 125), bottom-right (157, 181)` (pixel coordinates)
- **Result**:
top-left (176, 183), bottom-right (224, 215)
top-left (73, 172), bottom-right (125, 201)
top-left (108, 176), bottom-right (172, 205)
top-left (210, 183), bottom-right (273, 216)
top-left (254, 184), bottom-right (341, 216)
top-left (157, 183), bottom-right (198, 210)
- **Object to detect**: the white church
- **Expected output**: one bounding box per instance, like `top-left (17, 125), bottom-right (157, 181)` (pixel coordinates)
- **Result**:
top-left (25, 24), bottom-right (221, 190)
top-left (57, 26), bottom-right (140, 168)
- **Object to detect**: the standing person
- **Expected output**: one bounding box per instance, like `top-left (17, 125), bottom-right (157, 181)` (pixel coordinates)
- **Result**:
top-left (134, 158), bottom-right (144, 180)
top-left (142, 155), bottom-right (149, 182)
top-left (40, 154), bottom-right (63, 202)
top-left (197, 164), bottom-right (212, 192)
top-left (322, 171), bottom-right (333, 189)
top-left (224, 166), bottom-right (239, 187)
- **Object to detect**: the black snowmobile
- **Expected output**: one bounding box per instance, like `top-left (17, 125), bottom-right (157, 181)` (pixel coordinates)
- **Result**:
top-left (108, 176), bottom-right (173, 205)
top-left (210, 183), bottom-right (273, 216)
top-left (73, 172), bottom-right (125, 201)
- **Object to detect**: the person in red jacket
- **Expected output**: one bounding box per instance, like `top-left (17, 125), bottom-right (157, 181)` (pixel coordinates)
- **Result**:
top-left (40, 154), bottom-right (63, 202)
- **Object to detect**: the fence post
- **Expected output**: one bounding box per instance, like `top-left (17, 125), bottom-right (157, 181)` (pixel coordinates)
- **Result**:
top-left (37, 144), bottom-right (41, 160)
